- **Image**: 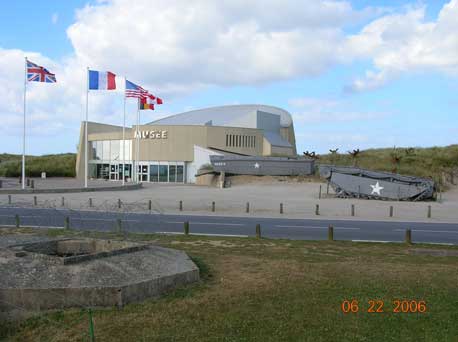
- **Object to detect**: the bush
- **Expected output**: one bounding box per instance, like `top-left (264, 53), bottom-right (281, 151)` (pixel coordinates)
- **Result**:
top-left (0, 153), bottom-right (76, 177)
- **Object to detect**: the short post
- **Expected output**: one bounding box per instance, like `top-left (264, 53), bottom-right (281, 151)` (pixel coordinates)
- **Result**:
top-left (8, 195), bottom-right (11, 205)
top-left (326, 181), bottom-right (329, 195)
top-left (427, 205), bottom-right (431, 218)
top-left (118, 198), bottom-right (122, 209)
top-left (280, 203), bottom-right (283, 214)
top-left (64, 216), bottom-right (70, 230)
top-left (0, 180), bottom-right (2, 188)
top-left (89, 198), bottom-right (93, 207)
top-left (256, 223), bottom-right (261, 239)
top-left (26, 178), bottom-right (30, 187)
top-left (318, 185), bottom-right (322, 199)
top-left (405, 229), bottom-right (412, 244)
top-left (389, 206), bottom-right (393, 217)
top-left (351, 204), bottom-right (355, 217)
top-left (148, 200), bottom-right (152, 211)
top-left (179, 200), bottom-right (183, 211)
top-left (212, 201), bottom-right (215, 212)
top-left (184, 221), bottom-right (189, 235)
top-left (61, 197), bottom-right (65, 207)
top-left (31, 180), bottom-right (34, 189)
top-left (315, 204), bottom-right (320, 215)
top-left (116, 218), bottom-right (122, 233)
top-left (328, 224), bottom-right (334, 241)
top-left (246, 202), bottom-right (250, 213)
top-left (33, 196), bottom-right (37, 206)
top-left (357, 185), bottom-right (360, 199)
top-left (15, 214), bottom-right (20, 228)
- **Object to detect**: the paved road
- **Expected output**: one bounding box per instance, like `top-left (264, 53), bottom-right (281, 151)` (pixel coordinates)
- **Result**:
top-left (0, 207), bottom-right (457, 245)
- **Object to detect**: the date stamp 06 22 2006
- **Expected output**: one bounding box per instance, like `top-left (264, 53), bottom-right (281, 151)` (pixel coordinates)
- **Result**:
top-left (341, 300), bottom-right (427, 314)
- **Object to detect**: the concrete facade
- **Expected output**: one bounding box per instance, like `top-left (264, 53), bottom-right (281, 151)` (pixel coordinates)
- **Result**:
top-left (76, 105), bottom-right (297, 183)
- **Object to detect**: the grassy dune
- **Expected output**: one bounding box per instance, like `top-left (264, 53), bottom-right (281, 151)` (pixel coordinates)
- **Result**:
top-left (0, 153), bottom-right (76, 178)
top-left (1, 228), bottom-right (457, 341)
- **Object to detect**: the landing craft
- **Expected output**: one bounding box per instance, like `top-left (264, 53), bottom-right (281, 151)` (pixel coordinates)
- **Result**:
top-left (319, 165), bottom-right (436, 201)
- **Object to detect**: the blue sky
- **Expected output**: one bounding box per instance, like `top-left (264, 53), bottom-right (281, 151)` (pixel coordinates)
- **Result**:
top-left (0, 0), bottom-right (456, 155)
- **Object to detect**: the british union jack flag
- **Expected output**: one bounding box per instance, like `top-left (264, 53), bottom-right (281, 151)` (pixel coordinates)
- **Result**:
top-left (27, 60), bottom-right (57, 83)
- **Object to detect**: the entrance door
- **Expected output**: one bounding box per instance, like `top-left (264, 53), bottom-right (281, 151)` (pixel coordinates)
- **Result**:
top-left (110, 164), bottom-right (119, 180)
top-left (137, 163), bottom-right (149, 182)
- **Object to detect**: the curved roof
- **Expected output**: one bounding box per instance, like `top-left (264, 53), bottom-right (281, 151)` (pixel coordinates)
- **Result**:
top-left (148, 104), bottom-right (293, 128)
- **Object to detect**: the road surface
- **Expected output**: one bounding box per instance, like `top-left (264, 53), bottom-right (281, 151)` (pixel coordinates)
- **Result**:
top-left (0, 207), bottom-right (456, 245)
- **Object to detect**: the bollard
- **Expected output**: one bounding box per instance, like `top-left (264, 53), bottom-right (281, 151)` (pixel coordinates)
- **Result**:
top-left (328, 224), bottom-right (334, 241)
top-left (179, 200), bottom-right (183, 211)
top-left (184, 221), bottom-right (189, 235)
top-left (358, 185), bottom-right (360, 199)
top-left (64, 216), bottom-right (70, 230)
top-left (8, 195), bottom-right (11, 205)
top-left (405, 229), bottom-right (412, 244)
top-left (116, 218), bottom-right (122, 233)
top-left (31, 180), bottom-right (34, 189)
top-left (256, 223), bottom-right (261, 239)
top-left (118, 198), bottom-right (122, 209)
top-left (148, 200), bottom-right (152, 211)
top-left (280, 203), bottom-right (283, 214)
top-left (427, 205), bottom-right (431, 218)
top-left (0, 180), bottom-right (2, 188)
top-left (89, 198), bottom-right (93, 207)
top-left (319, 185), bottom-right (322, 199)
top-left (351, 204), bottom-right (355, 217)
top-left (26, 178), bottom-right (30, 187)
top-left (246, 202), bottom-right (250, 213)
top-left (15, 214), bottom-right (20, 228)
top-left (33, 196), bottom-right (37, 206)
top-left (389, 206), bottom-right (393, 217)
top-left (315, 204), bottom-right (320, 215)
top-left (212, 201), bottom-right (215, 212)
top-left (61, 197), bottom-right (65, 207)
top-left (326, 181), bottom-right (329, 195)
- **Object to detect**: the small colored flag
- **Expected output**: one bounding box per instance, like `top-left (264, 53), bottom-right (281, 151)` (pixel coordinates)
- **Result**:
top-left (156, 97), bottom-right (163, 105)
top-left (140, 95), bottom-right (155, 110)
top-left (125, 80), bottom-right (148, 98)
top-left (27, 60), bottom-right (56, 83)
top-left (89, 70), bottom-right (116, 90)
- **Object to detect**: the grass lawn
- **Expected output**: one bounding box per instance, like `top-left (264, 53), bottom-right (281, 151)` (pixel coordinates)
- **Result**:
top-left (1, 228), bottom-right (457, 341)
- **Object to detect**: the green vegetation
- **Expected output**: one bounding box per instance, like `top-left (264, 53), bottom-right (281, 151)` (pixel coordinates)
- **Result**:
top-left (1, 228), bottom-right (457, 341)
top-left (0, 153), bottom-right (76, 177)
top-left (318, 145), bottom-right (458, 186)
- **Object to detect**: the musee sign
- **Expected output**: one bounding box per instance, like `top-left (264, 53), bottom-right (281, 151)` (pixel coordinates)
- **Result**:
top-left (134, 130), bottom-right (168, 139)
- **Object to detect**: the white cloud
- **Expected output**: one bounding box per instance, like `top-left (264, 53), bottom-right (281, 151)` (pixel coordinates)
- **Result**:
top-left (344, 1), bottom-right (458, 92)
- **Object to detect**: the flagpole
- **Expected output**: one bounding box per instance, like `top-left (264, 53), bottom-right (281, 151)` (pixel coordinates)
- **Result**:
top-left (84, 67), bottom-right (89, 188)
top-left (136, 98), bottom-right (140, 183)
top-left (122, 78), bottom-right (126, 186)
top-left (22, 57), bottom-right (27, 190)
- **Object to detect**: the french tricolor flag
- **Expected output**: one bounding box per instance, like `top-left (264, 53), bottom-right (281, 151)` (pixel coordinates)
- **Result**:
top-left (88, 70), bottom-right (116, 90)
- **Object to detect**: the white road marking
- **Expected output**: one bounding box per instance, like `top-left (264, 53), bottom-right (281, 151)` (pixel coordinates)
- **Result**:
top-left (393, 229), bottom-right (458, 234)
top-left (352, 239), bottom-right (395, 243)
top-left (73, 218), bottom-right (141, 223)
top-left (156, 231), bottom-right (248, 238)
top-left (275, 225), bottom-right (360, 230)
top-left (165, 221), bottom-right (244, 226)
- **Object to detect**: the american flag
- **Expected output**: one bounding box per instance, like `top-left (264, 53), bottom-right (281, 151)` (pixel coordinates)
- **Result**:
top-left (125, 80), bottom-right (148, 98)
top-left (27, 60), bottom-right (56, 83)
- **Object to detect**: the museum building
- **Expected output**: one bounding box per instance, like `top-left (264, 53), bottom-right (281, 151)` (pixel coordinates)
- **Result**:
top-left (76, 104), bottom-right (297, 183)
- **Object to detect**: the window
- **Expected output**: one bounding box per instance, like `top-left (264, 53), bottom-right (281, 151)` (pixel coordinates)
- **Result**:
top-left (149, 164), bottom-right (159, 182)
top-left (169, 165), bottom-right (176, 182)
top-left (110, 140), bottom-right (120, 161)
top-left (102, 141), bottom-right (110, 161)
top-left (95, 141), bottom-right (103, 160)
top-left (159, 165), bottom-right (168, 182)
top-left (226, 134), bottom-right (229, 147)
top-left (177, 165), bottom-right (184, 182)
top-left (254, 136), bottom-right (256, 148)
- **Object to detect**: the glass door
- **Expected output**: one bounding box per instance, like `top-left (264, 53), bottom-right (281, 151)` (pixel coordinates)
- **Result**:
top-left (138, 163), bottom-right (149, 182)
top-left (110, 164), bottom-right (119, 180)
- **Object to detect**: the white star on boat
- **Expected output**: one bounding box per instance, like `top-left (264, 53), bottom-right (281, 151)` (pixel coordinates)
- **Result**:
top-left (254, 162), bottom-right (260, 169)
top-left (370, 181), bottom-right (384, 195)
